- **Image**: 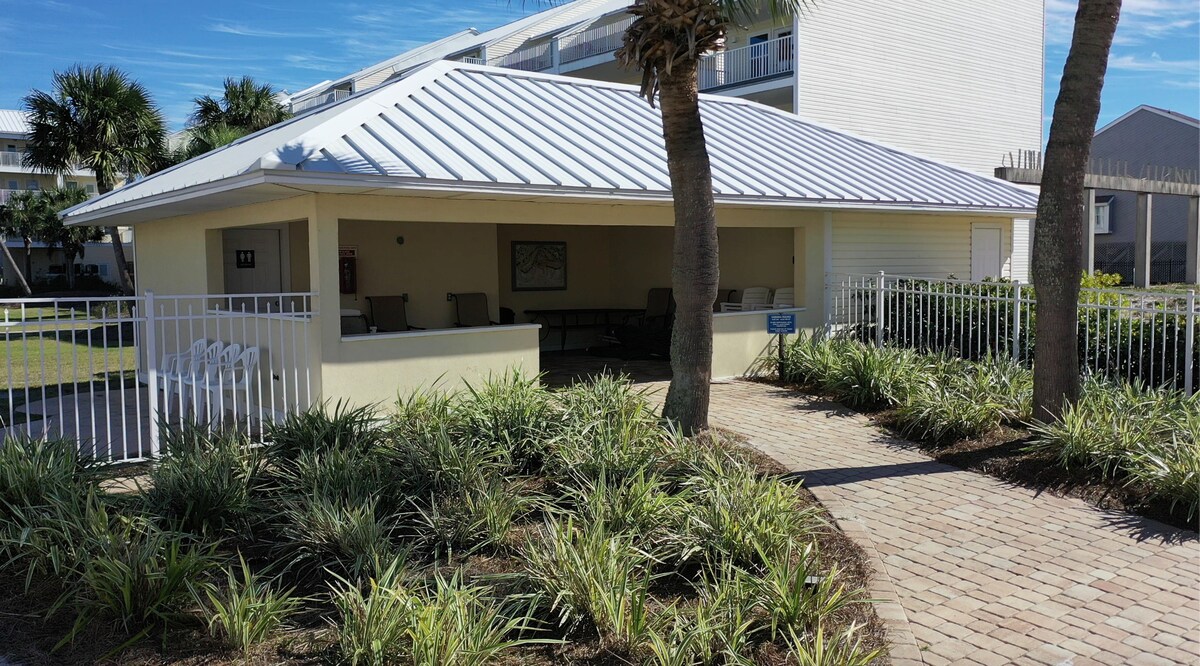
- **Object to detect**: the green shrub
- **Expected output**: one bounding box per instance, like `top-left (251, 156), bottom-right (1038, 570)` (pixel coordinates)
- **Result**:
top-left (1028, 378), bottom-right (1200, 519)
top-left (333, 557), bottom-right (545, 666)
top-left (393, 426), bottom-right (508, 497)
top-left (265, 401), bottom-right (383, 460)
top-left (822, 343), bottom-right (924, 410)
top-left (275, 496), bottom-right (400, 582)
top-left (785, 623), bottom-right (882, 666)
top-left (680, 453), bottom-right (822, 571)
top-left (548, 377), bottom-right (666, 481)
top-left (523, 519), bottom-right (657, 648)
top-left (759, 545), bottom-right (860, 640)
top-left (781, 332), bottom-right (841, 387)
top-left (415, 476), bottom-right (535, 557)
top-left (458, 371), bottom-right (557, 472)
top-left (895, 382), bottom-right (1005, 444)
top-left (194, 555), bottom-right (301, 653)
top-left (276, 445), bottom-right (400, 512)
top-left (0, 437), bottom-right (93, 514)
top-left (143, 428), bottom-right (265, 536)
top-left (565, 472), bottom-right (682, 541)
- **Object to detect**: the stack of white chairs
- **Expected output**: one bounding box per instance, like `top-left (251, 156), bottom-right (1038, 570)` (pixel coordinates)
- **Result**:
top-left (720, 286), bottom-right (772, 312)
top-left (158, 340), bottom-right (260, 428)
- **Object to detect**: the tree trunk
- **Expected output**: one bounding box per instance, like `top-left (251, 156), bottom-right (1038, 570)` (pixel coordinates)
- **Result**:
top-left (0, 240), bottom-right (32, 295)
top-left (95, 179), bottom-right (134, 295)
top-left (1031, 0), bottom-right (1121, 421)
top-left (658, 60), bottom-right (719, 435)
top-left (23, 241), bottom-right (33, 286)
top-left (65, 250), bottom-right (77, 290)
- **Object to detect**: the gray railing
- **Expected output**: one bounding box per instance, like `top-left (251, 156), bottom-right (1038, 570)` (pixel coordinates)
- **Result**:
top-left (560, 16), bottom-right (635, 64)
top-left (698, 34), bottom-right (794, 91)
top-left (489, 42), bottom-right (553, 72)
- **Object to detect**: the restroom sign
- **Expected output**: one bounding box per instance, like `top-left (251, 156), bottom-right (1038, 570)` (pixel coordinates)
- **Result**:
top-left (235, 250), bottom-right (256, 268)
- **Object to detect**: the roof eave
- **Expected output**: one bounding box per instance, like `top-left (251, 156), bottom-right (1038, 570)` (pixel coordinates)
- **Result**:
top-left (62, 170), bottom-right (1035, 226)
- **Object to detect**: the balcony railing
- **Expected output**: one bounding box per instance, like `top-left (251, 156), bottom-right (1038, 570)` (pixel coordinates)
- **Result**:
top-left (458, 56), bottom-right (486, 65)
top-left (489, 42), bottom-right (553, 72)
top-left (559, 16), bottom-right (635, 64)
top-left (698, 34), bottom-right (794, 91)
top-left (0, 151), bottom-right (27, 168)
top-left (289, 88), bottom-right (353, 115)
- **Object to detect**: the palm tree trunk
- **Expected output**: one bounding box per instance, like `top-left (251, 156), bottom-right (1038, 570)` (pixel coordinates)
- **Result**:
top-left (1032, 0), bottom-right (1121, 421)
top-left (1, 241), bottom-right (32, 295)
top-left (23, 241), bottom-right (33, 286)
top-left (658, 60), bottom-right (718, 435)
top-left (95, 180), bottom-right (134, 295)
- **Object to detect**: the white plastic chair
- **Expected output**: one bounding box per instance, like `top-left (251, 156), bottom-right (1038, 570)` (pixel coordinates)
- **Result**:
top-left (721, 286), bottom-right (772, 312)
top-left (162, 340), bottom-right (221, 420)
top-left (180, 343), bottom-right (241, 421)
top-left (204, 346), bottom-right (260, 427)
top-left (753, 287), bottom-right (794, 310)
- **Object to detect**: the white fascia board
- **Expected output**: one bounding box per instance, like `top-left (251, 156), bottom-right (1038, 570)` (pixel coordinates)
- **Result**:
top-left (62, 167), bottom-right (1034, 226)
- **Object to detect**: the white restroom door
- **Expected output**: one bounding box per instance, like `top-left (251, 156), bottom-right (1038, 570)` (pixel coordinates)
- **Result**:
top-left (223, 229), bottom-right (282, 297)
top-left (970, 224), bottom-right (1003, 281)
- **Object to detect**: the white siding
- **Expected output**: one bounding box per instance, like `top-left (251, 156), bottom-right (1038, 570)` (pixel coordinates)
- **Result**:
top-left (795, 0), bottom-right (1044, 176)
top-left (831, 213), bottom-right (1014, 280)
top-left (1010, 218), bottom-right (1032, 282)
top-left (487, 0), bottom-right (618, 60)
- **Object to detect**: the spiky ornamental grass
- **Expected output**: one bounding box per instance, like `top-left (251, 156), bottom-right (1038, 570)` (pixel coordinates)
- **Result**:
top-left (193, 554), bottom-right (301, 653)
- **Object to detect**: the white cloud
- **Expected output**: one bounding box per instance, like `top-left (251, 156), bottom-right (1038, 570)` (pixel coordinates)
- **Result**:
top-left (1109, 52), bottom-right (1200, 74)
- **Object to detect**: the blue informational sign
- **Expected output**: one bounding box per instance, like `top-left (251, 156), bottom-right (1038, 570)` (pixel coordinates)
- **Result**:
top-left (766, 312), bottom-right (797, 335)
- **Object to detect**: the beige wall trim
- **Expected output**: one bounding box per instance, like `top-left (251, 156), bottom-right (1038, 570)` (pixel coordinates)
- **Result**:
top-left (714, 307), bottom-right (807, 319)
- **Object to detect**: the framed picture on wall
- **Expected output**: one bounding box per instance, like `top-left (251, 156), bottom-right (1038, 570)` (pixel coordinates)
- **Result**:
top-left (512, 241), bottom-right (567, 291)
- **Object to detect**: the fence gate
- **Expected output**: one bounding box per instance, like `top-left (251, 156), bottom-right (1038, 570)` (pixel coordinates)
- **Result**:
top-left (2, 292), bottom-right (316, 462)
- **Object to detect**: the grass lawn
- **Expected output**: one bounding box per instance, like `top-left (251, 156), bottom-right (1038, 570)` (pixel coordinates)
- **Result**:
top-left (0, 335), bottom-right (137, 426)
top-left (0, 375), bottom-right (885, 665)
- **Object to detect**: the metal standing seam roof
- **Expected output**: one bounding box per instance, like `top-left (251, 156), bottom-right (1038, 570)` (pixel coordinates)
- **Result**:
top-left (0, 109), bottom-right (30, 137)
top-left (62, 61), bottom-right (1039, 224)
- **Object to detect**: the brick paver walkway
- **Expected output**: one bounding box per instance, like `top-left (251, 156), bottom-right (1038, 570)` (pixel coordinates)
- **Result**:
top-left (687, 380), bottom-right (1199, 666)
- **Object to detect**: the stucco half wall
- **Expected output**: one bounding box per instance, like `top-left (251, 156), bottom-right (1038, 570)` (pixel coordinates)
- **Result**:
top-left (324, 325), bottom-right (542, 406)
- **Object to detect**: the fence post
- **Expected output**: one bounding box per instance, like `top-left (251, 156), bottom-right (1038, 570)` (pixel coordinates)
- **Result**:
top-left (875, 271), bottom-right (885, 347)
top-left (1186, 290), bottom-right (1195, 396)
top-left (1011, 281), bottom-right (1022, 361)
top-left (144, 290), bottom-right (161, 457)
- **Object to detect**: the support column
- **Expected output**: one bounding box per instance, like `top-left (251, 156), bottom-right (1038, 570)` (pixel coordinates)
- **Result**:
top-left (1082, 188), bottom-right (1095, 275)
top-left (1134, 192), bottom-right (1153, 288)
top-left (1187, 196), bottom-right (1199, 285)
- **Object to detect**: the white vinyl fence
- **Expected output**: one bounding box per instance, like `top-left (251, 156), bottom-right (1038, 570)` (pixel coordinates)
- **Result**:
top-left (827, 273), bottom-right (1199, 395)
top-left (2, 292), bottom-right (317, 462)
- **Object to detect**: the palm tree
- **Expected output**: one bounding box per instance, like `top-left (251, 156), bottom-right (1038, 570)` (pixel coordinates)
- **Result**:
top-left (180, 76), bottom-right (290, 161)
top-left (191, 76), bottom-right (290, 134)
top-left (0, 190), bottom-right (42, 295)
top-left (617, 0), bottom-right (807, 434)
top-left (1031, 0), bottom-right (1122, 421)
top-left (23, 65), bottom-right (168, 295)
top-left (37, 187), bottom-right (101, 290)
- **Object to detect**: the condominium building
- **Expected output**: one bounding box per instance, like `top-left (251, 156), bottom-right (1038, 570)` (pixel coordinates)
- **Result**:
top-left (282, 0), bottom-right (1044, 178)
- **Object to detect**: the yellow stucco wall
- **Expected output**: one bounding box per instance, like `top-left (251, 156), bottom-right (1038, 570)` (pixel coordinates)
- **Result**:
top-left (338, 219), bottom-right (500, 329)
top-left (127, 191), bottom-right (1017, 403)
top-left (323, 325), bottom-right (542, 407)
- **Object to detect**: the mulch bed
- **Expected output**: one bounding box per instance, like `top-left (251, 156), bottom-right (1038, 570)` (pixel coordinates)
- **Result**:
top-left (0, 434), bottom-right (889, 665)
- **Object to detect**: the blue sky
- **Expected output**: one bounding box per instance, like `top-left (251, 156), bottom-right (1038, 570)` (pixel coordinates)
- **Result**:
top-left (0, 0), bottom-right (1196, 137)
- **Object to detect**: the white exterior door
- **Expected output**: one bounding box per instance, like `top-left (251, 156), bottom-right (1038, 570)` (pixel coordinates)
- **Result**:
top-left (971, 224), bottom-right (1003, 280)
top-left (223, 229), bottom-right (282, 296)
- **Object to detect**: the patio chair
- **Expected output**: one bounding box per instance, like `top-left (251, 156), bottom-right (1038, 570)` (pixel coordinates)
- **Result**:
top-left (720, 286), bottom-right (771, 312)
top-left (180, 343), bottom-right (241, 420)
top-left (202, 346), bottom-right (260, 427)
top-left (366, 296), bottom-right (422, 332)
top-left (714, 289), bottom-right (737, 312)
top-left (642, 287), bottom-right (674, 330)
top-left (748, 288), bottom-right (796, 312)
top-left (450, 292), bottom-right (498, 327)
top-left (162, 340), bottom-right (222, 421)
top-left (341, 314), bottom-right (369, 335)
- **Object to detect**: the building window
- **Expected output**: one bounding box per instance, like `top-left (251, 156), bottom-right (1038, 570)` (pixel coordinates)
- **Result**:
top-left (1094, 198), bottom-right (1112, 234)
top-left (25, 180), bottom-right (39, 191)
top-left (4, 144), bottom-right (15, 152)
top-left (6, 180), bottom-right (17, 190)
top-left (85, 183), bottom-right (96, 194)
top-left (66, 181), bottom-right (79, 189)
